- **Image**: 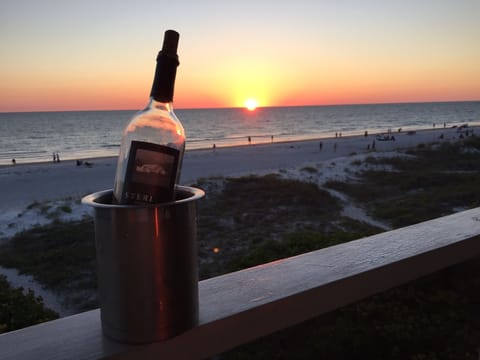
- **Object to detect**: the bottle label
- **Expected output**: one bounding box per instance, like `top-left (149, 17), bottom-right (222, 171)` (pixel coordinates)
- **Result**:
top-left (122, 140), bottom-right (179, 204)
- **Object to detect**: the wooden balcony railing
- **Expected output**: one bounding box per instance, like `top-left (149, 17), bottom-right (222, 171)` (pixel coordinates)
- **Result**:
top-left (1, 207), bottom-right (480, 359)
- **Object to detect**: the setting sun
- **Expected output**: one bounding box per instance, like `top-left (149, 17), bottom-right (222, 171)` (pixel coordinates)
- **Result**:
top-left (245, 99), bottom-right (258, 111)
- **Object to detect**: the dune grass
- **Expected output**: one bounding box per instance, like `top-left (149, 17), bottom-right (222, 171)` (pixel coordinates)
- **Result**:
top-left (325, 137), bottom-right (480, 227)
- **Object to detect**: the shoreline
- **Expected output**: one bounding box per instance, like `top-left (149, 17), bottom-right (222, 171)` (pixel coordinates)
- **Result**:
top-left (1, 124), bottom-right (473, 169)
top-left (0, 124), bottom-right (475, 218)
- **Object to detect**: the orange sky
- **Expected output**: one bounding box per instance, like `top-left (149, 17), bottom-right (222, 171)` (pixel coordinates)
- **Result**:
top-left (1, 1), bottom-right (479, 112)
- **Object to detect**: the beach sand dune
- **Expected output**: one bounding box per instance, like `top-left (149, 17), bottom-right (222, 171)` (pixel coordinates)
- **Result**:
top-left (0, 125), bottom-right (471, 240)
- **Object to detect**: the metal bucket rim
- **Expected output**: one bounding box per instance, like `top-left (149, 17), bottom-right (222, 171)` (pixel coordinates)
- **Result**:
top-left (81, 185), bottom-right (204, 209)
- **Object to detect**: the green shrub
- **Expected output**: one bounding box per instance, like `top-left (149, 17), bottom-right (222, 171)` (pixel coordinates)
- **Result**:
top-left (0, 275), bottom-right (58, 333)
top-left (228, 230), bottom-right (366, 272)
top-left (59, 205), bottom-right (72, 214)
top-left (301, 166), bottom-right (318, 173)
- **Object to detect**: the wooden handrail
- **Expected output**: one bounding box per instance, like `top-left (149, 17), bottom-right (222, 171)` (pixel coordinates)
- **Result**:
top-left (1, 207), bottom-right (480, 359)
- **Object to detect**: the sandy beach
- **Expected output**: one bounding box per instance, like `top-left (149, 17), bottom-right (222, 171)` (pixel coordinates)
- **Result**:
top-left (0, 125), bottom-right (476, 315)
top-left (0, 125), bottom-right (475, 237)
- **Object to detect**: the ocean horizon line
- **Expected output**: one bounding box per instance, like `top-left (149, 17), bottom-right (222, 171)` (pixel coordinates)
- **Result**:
top-left (1, 99), bottom-right (479, 114)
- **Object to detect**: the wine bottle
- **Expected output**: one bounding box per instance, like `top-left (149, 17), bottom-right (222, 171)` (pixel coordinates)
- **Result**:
top-left (113, 30), bottom-right (185, 204)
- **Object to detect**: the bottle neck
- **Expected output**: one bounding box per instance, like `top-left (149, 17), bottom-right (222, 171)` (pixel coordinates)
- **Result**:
top-left (148, 97), bottom-right (174, 112)
top-left (150, 53), bottom-right (179, 103)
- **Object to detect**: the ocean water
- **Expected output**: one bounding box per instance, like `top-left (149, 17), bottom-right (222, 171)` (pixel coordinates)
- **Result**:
top-left (0, 101), bottom-right (479, 165)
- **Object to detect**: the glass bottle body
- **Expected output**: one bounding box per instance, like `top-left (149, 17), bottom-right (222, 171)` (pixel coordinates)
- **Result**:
top-left (113, 99), bottom-right (185, 204)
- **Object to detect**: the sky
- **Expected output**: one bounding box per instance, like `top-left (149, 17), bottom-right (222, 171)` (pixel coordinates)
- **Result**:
top-left (0, 0), bottom-right (479, 112)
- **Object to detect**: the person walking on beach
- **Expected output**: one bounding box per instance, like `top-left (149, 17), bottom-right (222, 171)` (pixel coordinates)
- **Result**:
top-left (248, 136), bottom-right (251, 144)
top-left (333, 142), bottom-right (337, 152)
top-left (319, 141), bottom-right (323, 151)
top-left (372, 140), bottom-right (376, 150)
